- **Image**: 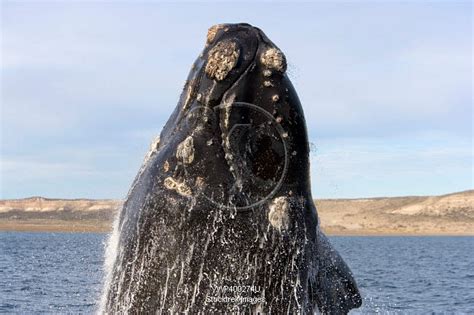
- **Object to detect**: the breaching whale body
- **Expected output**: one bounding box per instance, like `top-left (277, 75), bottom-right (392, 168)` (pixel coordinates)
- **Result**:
top-left (101, 23), bottom-right (362, 314)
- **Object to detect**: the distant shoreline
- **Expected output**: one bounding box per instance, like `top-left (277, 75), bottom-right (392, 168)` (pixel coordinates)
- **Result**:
top-left (0, 220), bottom-right (473, 236)
top-left (0, 220), bottom-right (111, 233)
top-left (1, 190), bottom-right (472, 235)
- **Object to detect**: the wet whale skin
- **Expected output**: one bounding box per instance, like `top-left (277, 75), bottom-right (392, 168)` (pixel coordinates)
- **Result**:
top-left (101, 23), bottom-right (362, 314)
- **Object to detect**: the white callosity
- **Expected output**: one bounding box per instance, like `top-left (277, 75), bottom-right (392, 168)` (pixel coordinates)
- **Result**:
top-left (205, 40), bottom-right (240, 81)
top-left (263, 69), bottom-right (272, 77)
top-left (260, 48), bottom-right (287, 73)
top-left (163, 177), bottom-right (192, 197)
top-left (176, 136), bottom-right (195, 165)
top-left (206, 24), bottom-right (222, 44)
top-left (161, 136), bottom-right (195, 196)
top-left (268, 196), bottom-right (290, 231)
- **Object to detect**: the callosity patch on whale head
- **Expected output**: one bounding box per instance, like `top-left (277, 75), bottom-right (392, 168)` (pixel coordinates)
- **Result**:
top-left (260, 47), bottom-right (287, 73)
top-left (268, 196), bottom-right (290, 231)
top-left (176, 136), bottom-right (195, 165)
top-left (205, 40), bottom-right (240, 81)
top-left (206, 24), bottom-right (222, 44)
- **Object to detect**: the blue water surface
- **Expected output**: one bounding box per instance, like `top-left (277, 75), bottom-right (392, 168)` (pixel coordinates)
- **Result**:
top-left (0, 232), bottom-right (472, 314)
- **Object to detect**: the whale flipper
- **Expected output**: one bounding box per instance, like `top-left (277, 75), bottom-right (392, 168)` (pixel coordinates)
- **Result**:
top-left (312, 230), bottom-right (363, 314)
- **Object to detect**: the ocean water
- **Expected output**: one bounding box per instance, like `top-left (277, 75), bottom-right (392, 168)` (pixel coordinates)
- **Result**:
top-left (0, 232), bottom-right (472, 314)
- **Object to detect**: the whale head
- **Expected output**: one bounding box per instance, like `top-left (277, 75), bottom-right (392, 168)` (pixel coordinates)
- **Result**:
top-left (158, 23), bottom-right (312, 210)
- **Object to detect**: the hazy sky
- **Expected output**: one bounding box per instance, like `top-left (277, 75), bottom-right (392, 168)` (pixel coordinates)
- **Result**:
top-left (1, 1), bottom-right (472, 199)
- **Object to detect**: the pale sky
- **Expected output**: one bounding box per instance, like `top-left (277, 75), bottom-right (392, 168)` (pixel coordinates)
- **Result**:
top-left (1, 1), bottom-right (472, 199)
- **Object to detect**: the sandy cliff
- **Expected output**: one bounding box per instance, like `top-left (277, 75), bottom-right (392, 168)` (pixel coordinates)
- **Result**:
top-left (0, 191), bottom-right (472, 235)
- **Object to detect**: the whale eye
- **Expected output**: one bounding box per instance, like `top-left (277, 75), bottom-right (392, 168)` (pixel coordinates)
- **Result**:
top-left (260, 47), bottom-right (287, 73)
top-left (205, 40), bottom-right (240, 81)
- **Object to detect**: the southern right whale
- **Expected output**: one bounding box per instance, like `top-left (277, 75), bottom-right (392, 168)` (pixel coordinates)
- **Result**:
top-left (101, 23), bottom-right (362, 314)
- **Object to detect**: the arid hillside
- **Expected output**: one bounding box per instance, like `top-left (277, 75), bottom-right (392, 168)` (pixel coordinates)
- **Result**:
top-left (0, 197), bottom-right (120, 232)
top-left (316, 190), bottom-right (473, 235)
top-left (0, 191), bottom-right (472, 235)
top-left (0, 197), bottom-right (120, 213)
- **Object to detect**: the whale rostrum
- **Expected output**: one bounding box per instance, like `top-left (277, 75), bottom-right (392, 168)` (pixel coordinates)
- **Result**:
top-left (100, 23), bottom-right (362, 314)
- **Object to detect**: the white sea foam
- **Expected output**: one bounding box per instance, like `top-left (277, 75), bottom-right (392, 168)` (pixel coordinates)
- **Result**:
top-left (97, 209), bottom-right (121, 314)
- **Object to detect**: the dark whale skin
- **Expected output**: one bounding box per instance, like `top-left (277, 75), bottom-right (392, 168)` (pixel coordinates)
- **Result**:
top-left (101, 23), bottom-right (362, 314)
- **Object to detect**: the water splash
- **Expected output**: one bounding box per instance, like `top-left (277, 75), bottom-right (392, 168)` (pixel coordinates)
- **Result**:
top-left (97, 209), bottom-right (121, 314)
